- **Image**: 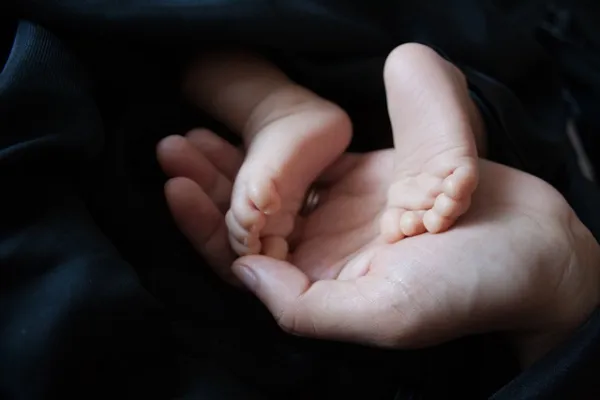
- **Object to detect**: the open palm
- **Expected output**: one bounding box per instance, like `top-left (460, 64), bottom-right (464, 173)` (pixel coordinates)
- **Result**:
top-left (158, 129), bottom-right (598, 355)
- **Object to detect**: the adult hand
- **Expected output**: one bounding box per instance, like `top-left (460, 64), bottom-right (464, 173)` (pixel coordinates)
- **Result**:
top-left (157, 129), bottom-right (600, 366)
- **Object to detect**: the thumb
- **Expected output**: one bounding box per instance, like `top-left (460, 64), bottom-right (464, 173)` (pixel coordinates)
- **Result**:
top-left (232, 256), bottom-right (387, 344)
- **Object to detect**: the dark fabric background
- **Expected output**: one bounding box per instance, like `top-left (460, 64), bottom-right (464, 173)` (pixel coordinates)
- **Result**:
top-left (1, 1), bottom-right (599, 399)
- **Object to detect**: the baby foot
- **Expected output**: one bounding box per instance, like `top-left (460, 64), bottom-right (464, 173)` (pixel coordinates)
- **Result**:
top-left (227, 99), bottom-right (352, 258)
top-left (379, 43), bottom-right (484, 242)
top-left (381, 156), bottom-right (479, 241)
top-left (226, 168), bottom-right (289, 258)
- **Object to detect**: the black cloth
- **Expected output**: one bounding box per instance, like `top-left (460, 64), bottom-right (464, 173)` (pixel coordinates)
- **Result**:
top-left (536, 0), bottom-right (600, 175)
top-left (1, 1), bottom-right (599, 399)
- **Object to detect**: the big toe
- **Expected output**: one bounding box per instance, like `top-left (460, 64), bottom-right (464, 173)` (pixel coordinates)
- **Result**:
top-left (443, 163), bottom-right (478, 200)
top-left (432, 193), bottom-right (470, 219)
top-left (248, 176), bottom-right (282, 215)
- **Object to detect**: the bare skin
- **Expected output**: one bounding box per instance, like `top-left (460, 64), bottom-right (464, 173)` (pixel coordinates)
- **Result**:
top-left (380, 43), bottom-right (486, 241)
top-left (157, 129), bottom-right (600, 367)
top-left (184, 44), bottom-right (485, 256)
top-left (184, 52), bottom-right (351, 259)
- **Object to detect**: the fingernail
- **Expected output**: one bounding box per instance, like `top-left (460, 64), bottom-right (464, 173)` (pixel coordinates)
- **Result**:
top-left (233, 263), bottom-right (259, 290)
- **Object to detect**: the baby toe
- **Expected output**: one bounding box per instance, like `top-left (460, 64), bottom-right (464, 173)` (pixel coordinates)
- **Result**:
top-left (423, 210), bottom-right (455, 234)
top-left (380, 208), bottom-right (407, 243)
top-left (261, 236), bottom-right (289, 260)
top-left (229, 232), bottom-right (261, 256)
top-left (231, 192), bottom-right (266, 232)
top-left (400, 210), bottom-right (427, 237)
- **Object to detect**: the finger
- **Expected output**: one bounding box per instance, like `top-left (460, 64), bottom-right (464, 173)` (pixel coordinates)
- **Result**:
top-left (165, 177), bottom-right (238, 283)
top-left (232, 256), bottom-right (392, 344)
top-left (157, 135), bottom-right (232, 212)
top-left (186, 128), bottom-right (244, 180)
